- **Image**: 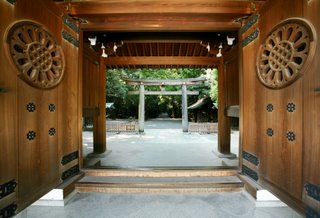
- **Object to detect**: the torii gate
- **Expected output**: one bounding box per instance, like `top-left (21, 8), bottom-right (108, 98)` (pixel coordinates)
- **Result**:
top-left (122, 77), bottom-right (206, 132)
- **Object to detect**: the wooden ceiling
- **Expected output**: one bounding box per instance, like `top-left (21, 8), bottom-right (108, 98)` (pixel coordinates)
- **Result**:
top-left (103, 41), bottom-right (223, 69)
top-left (55, 0), bottom-right (266, 31)
top-left (55, 0), bottom-right (267, 69)
top-left (84, 31), bottom-right (237, 69)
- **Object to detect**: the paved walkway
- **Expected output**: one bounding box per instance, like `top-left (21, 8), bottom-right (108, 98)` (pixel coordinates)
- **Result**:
top-left (83, 119), bottom-right (239, 168)
top-left (24, 192), bottom-right (302, 218)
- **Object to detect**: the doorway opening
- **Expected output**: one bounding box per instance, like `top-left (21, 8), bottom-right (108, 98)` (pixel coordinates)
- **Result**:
top-left (81, 31), bottom-right (240, 169)
top-left (83, 69), bottom-right (239, 168)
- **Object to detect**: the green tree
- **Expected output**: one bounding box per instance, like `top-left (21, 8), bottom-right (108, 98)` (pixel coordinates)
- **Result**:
top-left (209, 69), bottom-right (218, 108)
top-left (106, 69), bottom-right (138, 119)
top-left (106, 68), bottom-right (218, 119)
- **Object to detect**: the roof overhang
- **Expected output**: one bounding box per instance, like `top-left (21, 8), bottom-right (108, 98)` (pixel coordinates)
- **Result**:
top-left (54, 0), bottom-right (267, 69)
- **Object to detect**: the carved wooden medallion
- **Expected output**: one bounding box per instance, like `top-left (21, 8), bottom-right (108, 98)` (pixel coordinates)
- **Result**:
top-left (6, 21), bottom-right (65, 89)
top-left (256, 18), bottom-right (316, 89)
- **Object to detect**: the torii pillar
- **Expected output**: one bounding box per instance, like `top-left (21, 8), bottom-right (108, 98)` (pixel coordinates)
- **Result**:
top-left (181, 83), bottom-right (188, 132)
top-left (138, 83), bottom-right (145, 132)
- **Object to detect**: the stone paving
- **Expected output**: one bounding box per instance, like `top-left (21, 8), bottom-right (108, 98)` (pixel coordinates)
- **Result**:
top-left (83, 119), bottom-right (239, 168)
top-left (24, 192), bottom-right (302, 218)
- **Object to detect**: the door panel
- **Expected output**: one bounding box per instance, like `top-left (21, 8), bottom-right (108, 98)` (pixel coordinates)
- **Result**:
top-left (241, 15), bottom-right (260, 180)
top-left (0, 0), bottom-right (81, 213)
top-left (0, 1), bottom-right (18, 216)
top-left (241, 0), bottom-right (320, 214)
top-left (302, 0), bottom-right (320, 214)
top-left (259, 83), bottom-right (302, 199)
top-left (18, 81), bottom-right (60, 208)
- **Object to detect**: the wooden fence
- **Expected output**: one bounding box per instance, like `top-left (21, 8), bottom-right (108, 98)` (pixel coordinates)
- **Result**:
top-left (107, 121), bottom-right (139, 132)
top-left (188, 122), bottom-right (218, 133)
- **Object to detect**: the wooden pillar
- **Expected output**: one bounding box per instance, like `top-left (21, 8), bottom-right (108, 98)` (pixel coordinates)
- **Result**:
top-left (182, 83), bottom-right (188, 132)
top-left (138, 83), bottom-right (145, 132)
top-left (93, 59), bottom-right (107, 153)
top-left (218, 59), bottom-right (231, 154)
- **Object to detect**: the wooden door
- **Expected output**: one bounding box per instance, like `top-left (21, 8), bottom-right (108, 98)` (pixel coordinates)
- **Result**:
top-left (241, 0), bottom-right (320, 214)
top-left (0, 2), bottom-right (18, 217)
top-left (0, 0), bottom-right (81, 214)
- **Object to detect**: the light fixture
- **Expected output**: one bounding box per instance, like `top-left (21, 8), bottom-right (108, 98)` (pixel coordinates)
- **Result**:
top-left (216, 49), bottom-right (222, 58)
top-left (88, 36), bottom-right (97, 46)
top-left (227, 35), bottom-right (235, 45)
top-left (113, 43), bottom-right (117, 52)
top-left (101, 43), bottom-right (108, 58)
top-left (206, 42), bottom-right (210, 52)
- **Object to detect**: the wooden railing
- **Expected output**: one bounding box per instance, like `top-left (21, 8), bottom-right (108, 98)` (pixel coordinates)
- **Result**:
top-left (188, 122), bottom-right (218, 133)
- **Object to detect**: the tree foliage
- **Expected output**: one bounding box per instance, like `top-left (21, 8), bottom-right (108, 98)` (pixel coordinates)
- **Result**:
top-left (209, 69), bottom-right (218, 108)
top-left (106, 68), bottom-right (218, 119)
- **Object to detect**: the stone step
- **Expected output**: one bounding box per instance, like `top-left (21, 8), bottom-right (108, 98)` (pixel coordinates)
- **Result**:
top-left (76, 175), bottom-right (243, 193)
top-left (82, 168), bottom-right (238, 178)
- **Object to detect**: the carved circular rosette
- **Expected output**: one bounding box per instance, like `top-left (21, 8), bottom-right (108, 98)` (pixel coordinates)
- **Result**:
top-left (256, 18), bottom-right (317, 89)
top-left (6, 20), bottom-right (65, 89)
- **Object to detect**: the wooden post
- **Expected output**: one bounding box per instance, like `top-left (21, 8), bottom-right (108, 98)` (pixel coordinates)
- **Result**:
top-left (93, 59), bottom-right (107, 153)
top-left (182, 83), bottom-right (188, 132)
top-left (218, 59), bottom-right (231, 154)
top-left (138, 83), bottom-right (145, 132)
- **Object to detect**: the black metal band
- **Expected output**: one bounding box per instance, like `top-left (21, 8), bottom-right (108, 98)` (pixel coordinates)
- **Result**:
top-left (61, 165), bottom-right (80, 181)
top-left (242, 151), bottom-right (259, 166)
top-left (62, 30), bottom-right (79, 47)
top-left (242, 165), bottom-right (259, 181)
top-left (242, 28), bottom-right (260, 47)
top-left (61, 151), bottom-right (79, 165)
top-left (62, 15), bottom-right (79, 34)
top-left (0, 180), bottom-right (17, 199)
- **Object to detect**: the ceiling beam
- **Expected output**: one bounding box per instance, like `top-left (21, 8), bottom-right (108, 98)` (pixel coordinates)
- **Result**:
top-left (57, 0), bottom-right (264, 16)
top-left (103, 56), bottom-right (220, 66)
top-left (80, 21), bottom-right (241, 31)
